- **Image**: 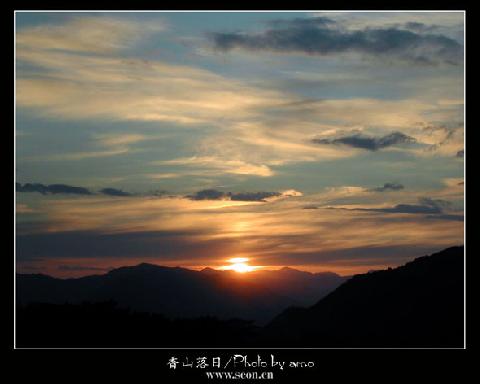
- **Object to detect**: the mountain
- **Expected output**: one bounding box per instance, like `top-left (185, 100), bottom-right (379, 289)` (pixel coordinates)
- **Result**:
top-left (16, 246), bottom-right (464, 348)
top-left (202, 266), bottom-right (346, 304)
top-left (16, 301), bottom-right (260, 348)
top-left (16, 264), bottom-right (346, 325)
top-left (264, 246), bottom-right (464, 348)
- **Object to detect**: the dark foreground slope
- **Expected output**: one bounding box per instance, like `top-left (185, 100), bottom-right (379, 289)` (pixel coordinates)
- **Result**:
top-left (16, 301), bottom-right (260, 348)
top-left (264, 246), bottom-right (464, 348)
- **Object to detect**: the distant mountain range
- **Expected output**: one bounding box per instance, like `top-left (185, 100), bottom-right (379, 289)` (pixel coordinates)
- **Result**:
top-left (16, 264), bottom-right (347, 325)
top-left (16, 246), bottom-right (464, 347)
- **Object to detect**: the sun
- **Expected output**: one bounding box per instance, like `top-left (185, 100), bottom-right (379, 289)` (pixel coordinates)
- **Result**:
top-left (229, 262), bottom-right (254, 273)
top-left (223, 257), bottom-right (256, 273)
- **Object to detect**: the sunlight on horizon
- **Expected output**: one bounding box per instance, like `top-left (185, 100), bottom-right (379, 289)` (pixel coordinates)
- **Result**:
top-left (219, 257), bottom-right (258, 273)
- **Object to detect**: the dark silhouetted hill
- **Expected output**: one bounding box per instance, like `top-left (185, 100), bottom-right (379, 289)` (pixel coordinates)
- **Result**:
top-left (264, 246), bottom-right (464, 348)
top-left (16, 264), bottom-right (346, 325)
top-left (16, 301), bottom-right (260, 348)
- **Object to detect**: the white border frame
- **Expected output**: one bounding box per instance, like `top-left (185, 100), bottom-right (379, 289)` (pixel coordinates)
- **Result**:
top-left (13, 9), bottom-right (467, 350)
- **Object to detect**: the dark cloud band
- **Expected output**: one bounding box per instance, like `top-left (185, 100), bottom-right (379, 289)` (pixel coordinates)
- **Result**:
top-left (186, 189), bottom-right (282, 202)
top-left (16, 183), bottom-right (92, 195)
top-left (211, 17), bottom-right (463, 65)
top-left (16, 229), bottom-right (233, 263)
top-left (16, 183), bottom-right (136, 197)
top-left (100, 188), bottom-right (133, 197)
top-left (312, 132), bottom-right (416, 151)
top-left (371, 183), bottom-right (405, 192)
top-left (16, 183), bottom-right (294, 203)
top-left (329, 197), bottom-right (459, 218)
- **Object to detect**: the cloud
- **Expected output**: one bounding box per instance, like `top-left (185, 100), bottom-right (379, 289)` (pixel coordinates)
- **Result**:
top-left (425, 214), bottom-right (464, 222)
top-left (375, 197), bottom-right (454, 215)
top-left (186, 189), bottom-right (302, 202)
top-left (16, 182), bottom-right (92, 195)
top-left (280, 189), bottom-right (303, 197)
top-left (16, 16), bottom-right (165, 54)
top-left (16, 193), bottom-right (463, 276)
top-left (26, 148), bottom-right (131, 162)
top-left (333, 197), bottom-right (457, 216)
top-left (16, 17), bottom-right (463, 172)
top-left (16, 203), bottom-right (36, 214)
top-left (371, 203), bottom-right (442, 214)
top-left (23, 133), bottom-right (148, 162)
top-left (258, 244), bottom-right (445, 272)
top-left (95, 133), bottom-right (147, 148)
top-left (417, 197), bottom-right (453, 212)
top-left (99, 188), bottom-right (133, 197)
top-left (312, 131), bottom-right (416, 151)
top-left (418, 122), bottom-right (464, 157)
top-left (57, 265), bottom-right (111, 272)
top-left (402, 21), bottom-right (439, 33)
top-left (16, 182), bottom-right (134, 197)
top-left (16, 17), bottom-right (283, 126)
top-left (267, 17), bottom-right (337, 29)
top-left (371, 182), bottom-right (405, 192)
top-left (210, 17), bottom-right (463, 65)
top-left (230, 192), bottom-right (281, 202)
top-left (17, 229), bottom-right (233, 263)
top-left (146, 173), bottom-right (183, 180)
top-left (16, 181), bottom-right (301, 203)
top-left (155, 156), bottom-right (274, 177)
top-left (187, 189), bottom-right (228, 201)
top-left (439, 178), bottom-right (464, 201)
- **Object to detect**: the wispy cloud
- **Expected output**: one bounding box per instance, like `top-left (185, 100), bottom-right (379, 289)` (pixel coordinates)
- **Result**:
top-left (328, 197), bottom-right (461, 218)
top-left (15, 13), bottom-right (464, 277)
top-left (145, 173), bottom-right (183, 180)
top-left (27, 148), bottom-right (131, 162)
top-left (16, 203), bottom-right (36, 214)
top-left (154, 156), bottom-right (275, 177)
top-left (16, 16), bottom-right (463, 174)
top-left (22, 133), bottom-right (147, 162)
top-left (16, 16), bottom-right (166, 54)
top-left (417, 121), bottom-right (464, 157)
top-left (95, 133), bottom-right (147, 147)
top-left (16, 17), bottom-right (283, 125)
top-left (16, 193), bottom-right (463, 275)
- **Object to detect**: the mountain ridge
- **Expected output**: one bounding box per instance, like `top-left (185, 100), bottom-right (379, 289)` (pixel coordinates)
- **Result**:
top-left (263, 245), bottom-right (464, 347)
top-left (17, 263), bottom-right (347, 325)
top-left (18, 263), bottom-right (345, 280)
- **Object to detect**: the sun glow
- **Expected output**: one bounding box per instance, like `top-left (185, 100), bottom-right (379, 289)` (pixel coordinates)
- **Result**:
top-left (222, 257), bottom-right (257, 273)
top-left (229, 257), bottom-right (248, 263)
top-left (229, 263), bottom-right (254, 273)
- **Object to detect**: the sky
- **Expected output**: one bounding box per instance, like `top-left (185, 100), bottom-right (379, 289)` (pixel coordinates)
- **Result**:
top-left (15, 11), bottom-right (464, 277)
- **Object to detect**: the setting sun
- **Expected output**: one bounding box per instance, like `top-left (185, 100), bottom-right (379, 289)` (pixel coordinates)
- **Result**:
top-left (222, 257), bottom-right (257, 273)
top-left (229, 262), bottom-right (254, 273)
